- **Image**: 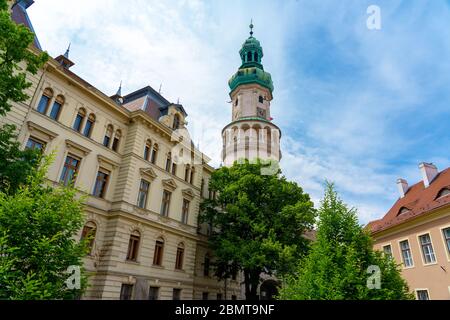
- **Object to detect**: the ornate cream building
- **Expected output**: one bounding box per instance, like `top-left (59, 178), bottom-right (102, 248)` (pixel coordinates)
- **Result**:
top-left (4, 0), bottom-right (242, 300)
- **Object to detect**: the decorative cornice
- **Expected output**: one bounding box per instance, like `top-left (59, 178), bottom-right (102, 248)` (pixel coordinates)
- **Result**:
top-left (27, 121), bottom-right (58, 140)
top-left (162, 178), bottom-right (178, 191)
top-left (140, 167), bottom-right (157, 181)
top-left (182, 188), bottom-right (195, 200)
top-left (97, 154), bottom-right (120, 169)
top-left (65, 139), bottom-right (91, 156)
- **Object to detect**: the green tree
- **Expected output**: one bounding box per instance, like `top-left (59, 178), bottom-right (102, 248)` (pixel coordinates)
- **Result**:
top-left (0, 155), bottom-right (89, 300)
top-left (0, 0), bottom-right (48, 116)
top-left (279, 182), bottom-right (414, 300)
top-left (0, 0), bottom-right (48, 193)
top-left (199, 160), bottom-right (316, 300)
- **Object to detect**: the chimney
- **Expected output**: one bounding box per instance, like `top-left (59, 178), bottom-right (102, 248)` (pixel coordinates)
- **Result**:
top-left (419, 162), bottom-right (438, 188)
top-left (397, 178), bottom-right (408, 198)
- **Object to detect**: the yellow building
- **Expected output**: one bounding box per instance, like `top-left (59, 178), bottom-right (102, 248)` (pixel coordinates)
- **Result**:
top-left (4, 0), bottom-right (242, 300)
top-left (368, 163), bottom-right (450, 300)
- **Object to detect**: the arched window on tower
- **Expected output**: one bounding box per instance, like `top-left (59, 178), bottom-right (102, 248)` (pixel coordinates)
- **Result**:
top-left (254, 52), bottom-right (258, 62)
top-left (247, 51), bottom-right (252, 62)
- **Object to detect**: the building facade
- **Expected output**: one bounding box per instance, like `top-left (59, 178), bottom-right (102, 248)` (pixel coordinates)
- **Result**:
top-left (222, 22), bottom-right (281, 167)
top-left (368, 163), bottom-right (450, 300)
top-left (5, 0), bottom-right (242, 300)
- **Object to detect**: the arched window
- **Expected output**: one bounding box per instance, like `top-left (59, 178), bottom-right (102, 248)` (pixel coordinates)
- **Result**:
top-left (254, 52), bottom-right (258, 62)
top-left (80, 221), bottom-right (97, 255)
top-left (153, 237), bottom-right (164, 266)
top-left (144, 139), bottom-right (152, 161)
top-left (83, 113), bottom-right (95, 138)
top-left (245, 136), bottom-right (250, 159)
top-left (235, 98), bottom-right (238, 106)
top-left (173, 114), bottom-right (181, 130)
top-left (184, 164), bottom-right (190, 182)
top-left (126, 230), bottom-right (140, 261)
top-left (112, 129), bottom-right (121, 152)
top-left (190, 166), bottom-right (195, 185)
top-left (37, 88), bottom-right (53, 114)
top-left (175, 243), bottom-right (184, 270)
top-left (247, 51), bottom-right (252, 62)
top-left (258, 95), bottom-right (264, 104)
top-left (50, 95), bottom-right (64, 120)
top-left (73, 108), bottom-right (86, 132)
top-left (103, 124), bottom-right (113, 147)
top-left (266, 128), bottom-right (272, 156)
top-left (151, 143), bottom-right (158, 164)
top-left (436, 188), bottom-right (450, 199)
top-left (203, 254), bottom-right (210, 276)
top-left (165, 152), bottom-right (172, 172)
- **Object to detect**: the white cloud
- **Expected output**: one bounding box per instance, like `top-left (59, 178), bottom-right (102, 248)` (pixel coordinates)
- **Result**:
top-left (27, 0), bottom-right (450, 225)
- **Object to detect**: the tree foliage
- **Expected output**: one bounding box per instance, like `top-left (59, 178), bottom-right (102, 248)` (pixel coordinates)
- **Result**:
top-left (0, 0), bottom-right (48, 116)
top-left (0, 155), bottom-right (89, 300)
top-left (200, 160), bottom-right (316, 300)
top-left (0, 0), bottom-right (48, 193)
top-left (279, 182), bottom-right (414, 300)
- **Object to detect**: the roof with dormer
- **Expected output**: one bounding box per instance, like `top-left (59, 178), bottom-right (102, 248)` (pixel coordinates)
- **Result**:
top-left (122, 86), bottom-right (187, 121)
top-left (368, 167), bottom-right (450, 234)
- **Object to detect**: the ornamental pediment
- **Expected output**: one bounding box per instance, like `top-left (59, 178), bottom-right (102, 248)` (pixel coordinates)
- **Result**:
top-left (140, 167), bottom-right (157, 181)
top-left (162, 178), bottom-right (178, 191)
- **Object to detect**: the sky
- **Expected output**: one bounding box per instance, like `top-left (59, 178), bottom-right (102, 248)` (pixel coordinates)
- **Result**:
top-left (27, 0), bottom-right (450, 224)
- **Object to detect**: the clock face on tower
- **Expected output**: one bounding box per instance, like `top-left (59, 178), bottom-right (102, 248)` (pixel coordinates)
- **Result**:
top-left (257, 107), bottom-right (266, 119)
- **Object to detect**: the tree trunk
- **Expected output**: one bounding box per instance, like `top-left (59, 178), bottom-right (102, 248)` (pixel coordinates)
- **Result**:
top-left (244, 269), bottom-right (261, 300)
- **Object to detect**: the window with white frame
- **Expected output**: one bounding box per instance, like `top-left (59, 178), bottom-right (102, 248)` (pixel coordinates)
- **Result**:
top-left (416, 289), bottom-right (429, 300)
top-left (400, 240), bottom-right (413, 267)
top-left (443, 227), bottom-right (450, 255)
top-left (419, 234), bottom-right (436, 264)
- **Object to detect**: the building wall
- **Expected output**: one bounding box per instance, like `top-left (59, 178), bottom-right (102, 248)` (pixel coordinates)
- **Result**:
top-left (3, 53), bottom-right (242, 300)
top-left (373, 208), bottom-right (450, 300)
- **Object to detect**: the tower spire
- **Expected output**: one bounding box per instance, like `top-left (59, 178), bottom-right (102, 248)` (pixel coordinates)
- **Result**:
top-left (249, 19), bottom-right (254, 37)
top-left (116, 80), bottom-right (122, 96)
top-left (64, 43), bottom-right (71, 59)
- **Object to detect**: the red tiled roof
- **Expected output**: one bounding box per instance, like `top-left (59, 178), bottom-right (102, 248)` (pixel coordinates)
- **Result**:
top-left (369, 167), bottom-right (450, 234)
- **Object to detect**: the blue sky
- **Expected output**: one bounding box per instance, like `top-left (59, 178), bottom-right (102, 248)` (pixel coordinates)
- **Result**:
top-left (27, 0), bottom-right (450, 224)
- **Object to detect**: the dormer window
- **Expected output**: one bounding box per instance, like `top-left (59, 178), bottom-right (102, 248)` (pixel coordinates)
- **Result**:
top-left (398, 207), bottom-right (410, 216)
top-left (436, 187), bottom-right (450, 199)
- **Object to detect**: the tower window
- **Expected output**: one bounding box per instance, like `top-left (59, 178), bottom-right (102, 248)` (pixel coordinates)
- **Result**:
top-left (259, 96), bottom-right (264, 103)
top-left (247, 51), bottom-right (252, 62)
top-left (254, 52), bottom-right (258, 62)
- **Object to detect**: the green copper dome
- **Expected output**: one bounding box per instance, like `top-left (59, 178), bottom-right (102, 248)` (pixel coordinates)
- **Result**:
top-left (228, 22), bottom-right (274, 94)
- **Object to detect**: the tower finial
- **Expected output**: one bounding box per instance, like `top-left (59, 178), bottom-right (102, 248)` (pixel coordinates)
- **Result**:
top-left (64, 43), bottom-right (71, 58)
top-left (116, 80), bottom-right (122, 96)
top-left (249, 19), bottom-right (254, 37)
